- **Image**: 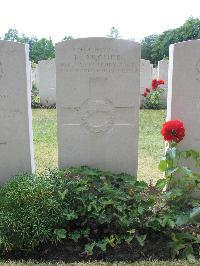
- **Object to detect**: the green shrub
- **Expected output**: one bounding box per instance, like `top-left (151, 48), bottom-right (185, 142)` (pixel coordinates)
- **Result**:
top-left (142, 90), bottom-right (166, 109)
top-left (31, 82), bottom-right (41, 108)
top-left (0, 166), bottom-right (199, 260)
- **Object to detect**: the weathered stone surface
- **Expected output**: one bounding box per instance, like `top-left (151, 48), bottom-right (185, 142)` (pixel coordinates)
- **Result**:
top-left (0, 40), bottom-right (35, 182)
top-left (38, 59), bottom-right (56, 106)
top-left (56, 38), bottom-right (140, 175)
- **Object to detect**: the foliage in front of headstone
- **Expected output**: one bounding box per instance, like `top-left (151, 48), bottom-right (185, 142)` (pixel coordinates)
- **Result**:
top-left (158, 120), bottom-right (200, 261)
top-left (0, 162), bottom-right (199, 260)
top-left (31, 81), bottom-right (41, 108)
top-left (141, 79), bottom-right (166, 109)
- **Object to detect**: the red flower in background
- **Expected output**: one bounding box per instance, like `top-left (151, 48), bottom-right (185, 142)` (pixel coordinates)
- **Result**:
top-left (146, 88), bottom-right (151, 93)
top-left (152, 79), bottom-right (158, 90)
top-left (157, 79), bottom-right (165, 85)
top-left (142, 92), bottom-right (147, 97)
top-left (161, 120), bottom-right (185, 143)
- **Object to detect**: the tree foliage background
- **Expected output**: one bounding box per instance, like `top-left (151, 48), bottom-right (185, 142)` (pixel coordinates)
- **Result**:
top-left (1, 17), bottom-right (200, 64)
top-left (141, 17), bottom-right (200, 65)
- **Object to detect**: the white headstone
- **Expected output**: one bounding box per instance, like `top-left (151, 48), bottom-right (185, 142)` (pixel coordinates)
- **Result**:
top-left (38, 59), bottom-right (56, 106)
top-left (140, 59), bottom-right (152, 104)
top-left (56, 38), bottom-right (140, 175)
top-left (0, 40), bottom-right (35, 182)
top-left (35, 64), bottom-right (39, 88)
top-left (152, 68), bottom-right (158, 79)
top-left (158, 60), bottom-right (168, 106)
top-left (31, 64), bottom-right (39, 85)
top-left (167, 40), bottom-right (200, 196)
top-left (158, 60), bottom-right (168, 88)
top-left (168, 40), bottom-right (200, 150)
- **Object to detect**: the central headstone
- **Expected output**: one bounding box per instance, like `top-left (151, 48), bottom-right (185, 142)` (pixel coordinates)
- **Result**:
top-left (0, 41), bottom-right (34, 182)
top-left (56, 38), bottom-right (140, 175)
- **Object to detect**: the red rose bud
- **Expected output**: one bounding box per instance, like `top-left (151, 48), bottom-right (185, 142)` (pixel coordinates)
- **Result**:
top-left (157, 79), bottom-right (165, 85)
top-left (146, 88), bottom-right (151, 93)
top-left (152, 79), bottom-right (158, 89)
top-left (161, 120), bottom-right (185, 143)
top-left (142, 92), bottom-right (147, 97)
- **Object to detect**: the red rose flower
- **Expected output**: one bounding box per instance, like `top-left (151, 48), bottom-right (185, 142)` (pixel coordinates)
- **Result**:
top-left (152, 79), bottom-right (158, 90)
top-left (161, 120), bottom-right (185, 143)
top-left (157, 79), bottom-right (165, 85)
top-left (146, 88), bottom-right (151, 93)
top-left (142, 92), bottom-right (147, 97)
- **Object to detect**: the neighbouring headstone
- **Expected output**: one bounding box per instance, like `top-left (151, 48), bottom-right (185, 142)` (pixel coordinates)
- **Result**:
top-left (167, 40), bottom-right (200, 150)
top-left (158, 60), bottom-right (168, 88)
top-left (158, 60), bottom-right (168, 106)
top-left (56, 38), bottom-right (140, 175)
top-left (152, 67), bottom-right (158, 79)
top-left (35, 64), bottom-right (39, 88)
top-left (38, 59), bottom-right (56, 106)
top-left (140, 59), bottom-right (152, 104)
top-left (0, 40), bottom-right (35, 182)
top-left (167, 40), bottom-right (200, 197)
top-left (31, 64), bottom-right (39, 86)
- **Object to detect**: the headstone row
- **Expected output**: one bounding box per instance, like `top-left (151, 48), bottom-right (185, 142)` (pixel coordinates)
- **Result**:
top-left (1, 38), bottom-right (200, 196)
top-left (34, 59), bottom-right (168, 107)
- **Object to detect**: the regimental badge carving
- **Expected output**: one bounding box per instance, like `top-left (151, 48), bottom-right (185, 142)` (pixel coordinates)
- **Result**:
top-left (80, 98), bottom-right (114, 134)
top-left (0, 62), bottom-right (3, 80)
top-left (195, 59), bottom-right (200, 82)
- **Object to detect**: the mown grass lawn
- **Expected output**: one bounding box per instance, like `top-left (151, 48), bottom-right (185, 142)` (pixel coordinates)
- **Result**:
top-left (32, 109), bottom-right (166, 181)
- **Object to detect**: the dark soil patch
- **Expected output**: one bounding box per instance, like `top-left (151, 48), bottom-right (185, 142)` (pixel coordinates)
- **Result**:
top-left (0, 231), bottom-right (172, 262)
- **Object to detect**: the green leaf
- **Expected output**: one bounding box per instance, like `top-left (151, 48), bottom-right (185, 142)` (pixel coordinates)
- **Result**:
top-left (190, 150), bottom-right (199, 160)
top-left (136, 234), bottom-right (147, 247)
top-left (181, 150), bottom-right (192, 159)
top-left (165, 167), bottom-right (179, 177)
top-left (85, 242), bottom-right (96, 255)
top-left (155, 179), bottom-right (167, 189)
top-left (162, 216), bottom-right (175, 228)
top-left (190, 207), bottom-right (200, 222)
top-left (176, 214), bottom-right (190, 226)
top-left (63, 209), bottom-right (78, 221)
top-left (135, 180), bottom-right (148, 189)
top-left (68, 231), bottom-right (81, 242)
top-left (54, 229), bottom-right (66, 240)
top-left (137, 206), bottom-right (144, 214)
top-left (158, 158), bottom-right (168, 172)
top-left (195, 159), bottom-right (200, 167)
top-left (58, 189), bottom-right (68, 200)
top-left (124, 235), bottom-right (133, 244)
top-left (181, 167), bottom-right (193, 177)
top-left (97, 239), bottom-right (108, 252)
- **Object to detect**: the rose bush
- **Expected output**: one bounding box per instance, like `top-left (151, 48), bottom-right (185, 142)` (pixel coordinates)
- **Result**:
top-left (142, 79), bottom-right (166, 109)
